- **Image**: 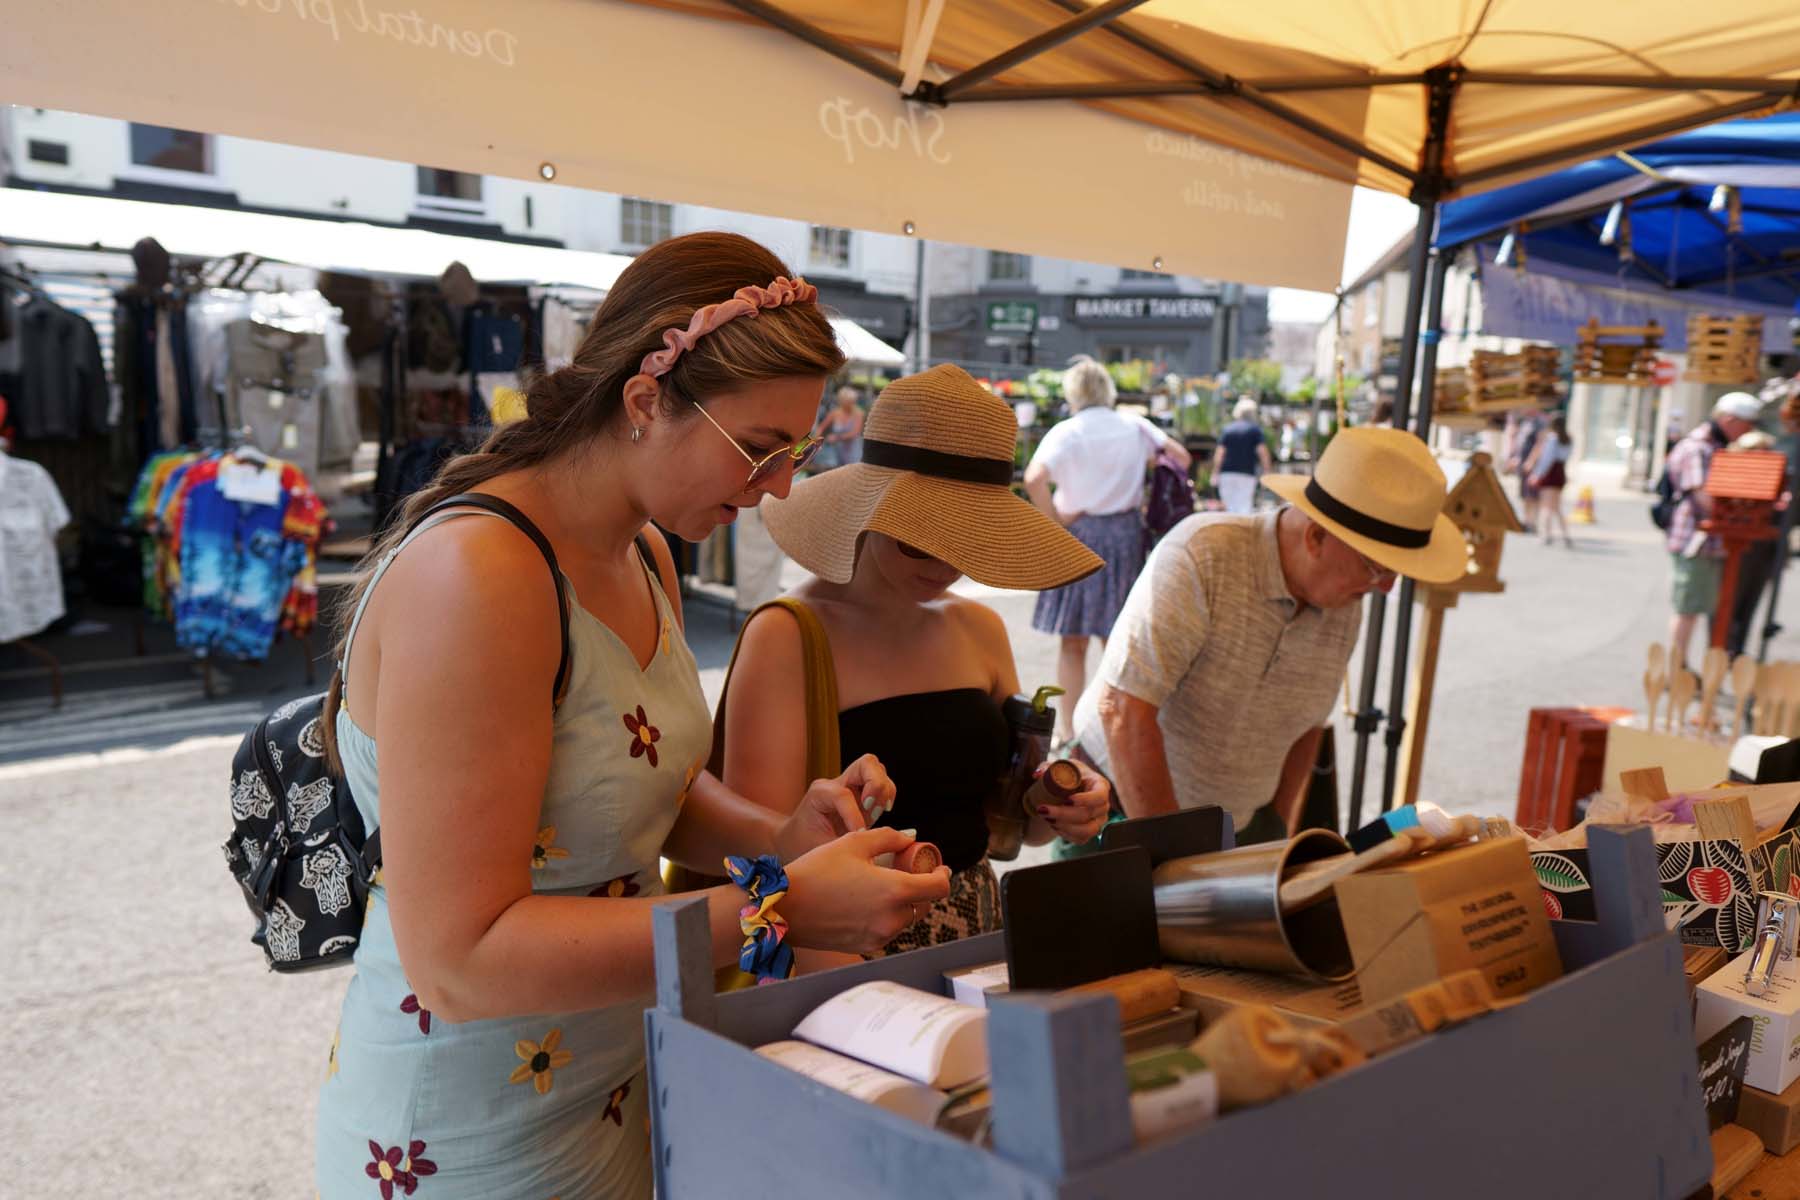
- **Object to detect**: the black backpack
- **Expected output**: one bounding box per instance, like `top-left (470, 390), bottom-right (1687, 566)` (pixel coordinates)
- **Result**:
top-left (1144, 446), bottom-right (1196, 544)
top-left (223, 493), bottom-right (586, 972)
top-left (1650, 465), bottom-right (1678, 531)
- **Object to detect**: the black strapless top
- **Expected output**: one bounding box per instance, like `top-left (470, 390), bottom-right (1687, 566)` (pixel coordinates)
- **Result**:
top-left (838, 687), bottom-right (1010, 872)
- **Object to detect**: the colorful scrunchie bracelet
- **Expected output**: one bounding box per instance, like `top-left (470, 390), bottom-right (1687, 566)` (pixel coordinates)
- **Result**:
top-left (723, 854), bottom-right (795, 984)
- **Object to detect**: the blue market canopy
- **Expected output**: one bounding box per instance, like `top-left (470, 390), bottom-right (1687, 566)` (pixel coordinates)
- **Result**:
top-left (1437, 114), bottom-right (1800, 310)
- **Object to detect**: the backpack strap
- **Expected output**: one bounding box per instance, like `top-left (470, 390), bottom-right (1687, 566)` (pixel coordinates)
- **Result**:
top-left (432, 493), bottom-right (574, 707)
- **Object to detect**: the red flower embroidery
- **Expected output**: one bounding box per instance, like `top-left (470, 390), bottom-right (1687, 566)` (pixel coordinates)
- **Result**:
top-left (366, 1139), bottom-right (437, 1198)
top-left (590, 873), bottom-right (641, 899)
top-left (400, 993), bottom-right (432, 1034)
top-left (622, 705), bottom-right (661, 768)
top-left (603, 1078), bottom-right (632, 1127)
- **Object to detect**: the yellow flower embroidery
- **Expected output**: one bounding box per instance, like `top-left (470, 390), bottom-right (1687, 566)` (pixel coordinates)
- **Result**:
top-left (326, 1028), bottom-right (340, 1082)
top-left (675, 761), bottom-right (700, 809)
top-left (660, 618), bottom-right (672, 657)
top-left (510, 1027), bottom-right (573, 1095)
top-left (531, 826), bottom-right (570, 870)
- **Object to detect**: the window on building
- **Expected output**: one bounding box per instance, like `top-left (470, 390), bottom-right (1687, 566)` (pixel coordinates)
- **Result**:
top-left (27, 140), bottom-right (69, 166)
top-left (129, 124), bottom-right (211, 174)
top-left (987, 251), bottom-right (1031, 283)
top-left (416, 167), bottom-right (483, 203)
top-left (1120, 268), bottom-right (1164, 281)
top-left (809, 226), bottom-right (852, 270)
top-left (621, 198), bottom-right (674, 247)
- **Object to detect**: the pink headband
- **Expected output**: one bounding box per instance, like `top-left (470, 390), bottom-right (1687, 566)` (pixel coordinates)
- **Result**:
top-left (638, 276), bottom-right (820, 379)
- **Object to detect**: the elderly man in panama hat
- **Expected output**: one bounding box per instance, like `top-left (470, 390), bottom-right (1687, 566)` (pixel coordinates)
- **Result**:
top-left (1066, 426), bottom-right (1466, 845)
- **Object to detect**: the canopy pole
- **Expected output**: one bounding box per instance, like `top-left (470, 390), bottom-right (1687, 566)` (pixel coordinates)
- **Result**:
top-left (1346, 65), bottom-right (1456, 831)
top-left (911, 236), bottom-right (931, 374)
top-left (931, 0), bottom-right (1152, 101)
top-left (1381, 246), bottom-right (1450, 810)
top-left (1032, 0), bottom-right (1418, 185)
top-left (1345, 198), bottom-right (1436, 830)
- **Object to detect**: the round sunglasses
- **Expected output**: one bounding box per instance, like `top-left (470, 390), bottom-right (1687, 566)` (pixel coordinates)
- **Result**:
top-left (685, 394), bottom-right (822, 490)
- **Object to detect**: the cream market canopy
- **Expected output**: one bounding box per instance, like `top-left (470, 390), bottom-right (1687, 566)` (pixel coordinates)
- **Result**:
top-left (632, 0), bottom-right (1800, 201)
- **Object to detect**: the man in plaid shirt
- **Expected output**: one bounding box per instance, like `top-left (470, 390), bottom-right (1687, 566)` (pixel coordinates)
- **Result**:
top-left (1666, 392), bottom-right (1764, 666)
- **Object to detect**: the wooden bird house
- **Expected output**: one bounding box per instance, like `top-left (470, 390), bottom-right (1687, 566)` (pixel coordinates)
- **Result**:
top-left (1438, 451), bottom-right (1527, 597)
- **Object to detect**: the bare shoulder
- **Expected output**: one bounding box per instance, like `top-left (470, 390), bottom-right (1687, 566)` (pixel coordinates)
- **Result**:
top-left (945, 594), bottom-right (1012, 653)
top-left (377, 513), bottom-right (564, 657)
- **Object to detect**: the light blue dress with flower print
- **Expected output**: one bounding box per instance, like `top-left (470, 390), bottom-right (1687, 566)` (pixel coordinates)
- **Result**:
top-left (317, 510), bottom-right (711, 1200)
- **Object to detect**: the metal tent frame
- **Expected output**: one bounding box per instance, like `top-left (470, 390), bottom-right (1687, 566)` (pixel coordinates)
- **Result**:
top-left (712, 0), bottom-right (1800, 825)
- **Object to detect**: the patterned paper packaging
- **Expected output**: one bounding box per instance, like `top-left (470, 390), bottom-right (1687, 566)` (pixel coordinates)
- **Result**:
top-left (1532, 810), bottom-right (1800, 953)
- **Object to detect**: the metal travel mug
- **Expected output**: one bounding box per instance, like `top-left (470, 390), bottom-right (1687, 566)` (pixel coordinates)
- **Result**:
top-left (1151, 829), bottom-right (1356, 981)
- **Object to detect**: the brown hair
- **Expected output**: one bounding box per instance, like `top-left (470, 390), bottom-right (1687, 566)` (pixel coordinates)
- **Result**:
top-left (321, 231), bottom-right (844, 765)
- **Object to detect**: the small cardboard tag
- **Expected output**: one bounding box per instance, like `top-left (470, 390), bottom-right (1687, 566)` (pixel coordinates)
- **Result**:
top-left (218, 460), bottom-right (283, 506)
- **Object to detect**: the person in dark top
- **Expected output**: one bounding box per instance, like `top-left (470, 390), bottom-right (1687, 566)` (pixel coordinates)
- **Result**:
top-left (717, 365), bottom-right (1114, 965)
top-left (1212, 398), bottom-right (1272, 513)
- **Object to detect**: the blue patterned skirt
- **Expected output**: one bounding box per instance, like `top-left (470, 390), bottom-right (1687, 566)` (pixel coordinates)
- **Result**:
top-left (1031, 510), bottom-right (1145, 638)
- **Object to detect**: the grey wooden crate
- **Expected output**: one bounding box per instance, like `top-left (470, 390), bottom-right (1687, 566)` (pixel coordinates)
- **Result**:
top-left (646, 826), bottom-right (1710, 1198)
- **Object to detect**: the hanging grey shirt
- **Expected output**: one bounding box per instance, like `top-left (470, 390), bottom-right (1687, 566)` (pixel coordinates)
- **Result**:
top-left (1071, 508), bottom-right (1360, 831)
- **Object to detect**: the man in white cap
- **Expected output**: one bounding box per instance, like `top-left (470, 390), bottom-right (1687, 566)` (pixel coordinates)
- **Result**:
top-left (1664, 391), bottom-right (1764, 666)
top-left (1067, 426), bottom-right (1465, 844)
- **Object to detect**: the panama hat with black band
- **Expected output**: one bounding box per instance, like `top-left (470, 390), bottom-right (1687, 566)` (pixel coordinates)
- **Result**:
top-left (762, 364), bottom-right (1102, 590)
top-left (1260, 426), bottom-right (1466, 585)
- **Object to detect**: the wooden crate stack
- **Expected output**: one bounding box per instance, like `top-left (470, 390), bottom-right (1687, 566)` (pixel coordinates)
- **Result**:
top-left (1430, 365), bottom-right (1471, 414)
top-left (1468, 344), bottom-right (1561, 411)
top-left (1685, 313), bottom-right (1763, 385)
top-left (1573, 318), bottom-right (1661, 385)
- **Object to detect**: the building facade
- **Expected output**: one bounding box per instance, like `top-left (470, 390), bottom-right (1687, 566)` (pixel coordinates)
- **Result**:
top-left (2, 106), bottom-right (1267, 374)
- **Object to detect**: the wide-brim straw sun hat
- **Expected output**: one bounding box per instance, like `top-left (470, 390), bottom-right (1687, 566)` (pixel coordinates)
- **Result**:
top-left (1260, 426), bottom-right (1465, 585)
top-left (762, 364), bottom-right (1102, 590)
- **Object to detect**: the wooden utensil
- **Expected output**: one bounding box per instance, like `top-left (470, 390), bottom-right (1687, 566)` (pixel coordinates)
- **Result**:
top-left (1668, 669), bottom-right (1698, 734)
top-left (1756, 662), bottom-right (1777, 735)
top-left (1699, 648), bottom-right (1728, 734)
top-left (1782, 664), bottom-right (1800, 739)
top-left (1730, 654), bottom-right (1758, 737)
top-left (1645, 644), bottom-right (1667, 729)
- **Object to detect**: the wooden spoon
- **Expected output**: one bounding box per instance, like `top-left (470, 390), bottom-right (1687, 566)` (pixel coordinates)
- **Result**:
top-left (1669, 669), bottom-right (1698, 735)
top-left (1646, 644), bottom-right (1667, 729)
top-left (1730, 654), bottom-right (1759, 737)
top-left (1756, 663), bottom-right (1777, 735)
top-left (1700, 648), bottom-right (1729, 735)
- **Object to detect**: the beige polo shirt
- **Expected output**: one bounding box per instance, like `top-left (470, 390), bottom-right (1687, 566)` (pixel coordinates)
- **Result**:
top-left (1071, 509), bottom-right (1360, 832)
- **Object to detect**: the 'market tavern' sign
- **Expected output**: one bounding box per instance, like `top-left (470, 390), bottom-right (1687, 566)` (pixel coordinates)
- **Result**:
top-left (1072, 295), bottom-right (1218, 323)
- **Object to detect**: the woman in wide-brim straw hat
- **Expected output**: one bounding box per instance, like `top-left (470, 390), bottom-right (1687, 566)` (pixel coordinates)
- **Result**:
top-left (715, 364), bottom-right (1116, 962)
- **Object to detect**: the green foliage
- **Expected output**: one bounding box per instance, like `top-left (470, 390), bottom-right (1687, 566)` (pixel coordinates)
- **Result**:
top-left (1228, 358), bottom-right (1284, 402)
top-left (1106, 359), bottom-right (1154, 395)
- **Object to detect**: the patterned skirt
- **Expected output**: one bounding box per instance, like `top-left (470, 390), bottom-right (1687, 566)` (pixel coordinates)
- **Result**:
top-left (869, 860), bottom-right (1001, 958)
top-left (1031, 510), bottom-right (1146, 638)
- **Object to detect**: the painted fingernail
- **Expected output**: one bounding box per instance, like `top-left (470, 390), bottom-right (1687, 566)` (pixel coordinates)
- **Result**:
top-left (900, 828), bottom-right (918, 839)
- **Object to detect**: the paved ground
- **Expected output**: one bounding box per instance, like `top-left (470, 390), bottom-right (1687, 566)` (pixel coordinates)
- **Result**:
top-left (3, 476), bottom-right (1796, 1196)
